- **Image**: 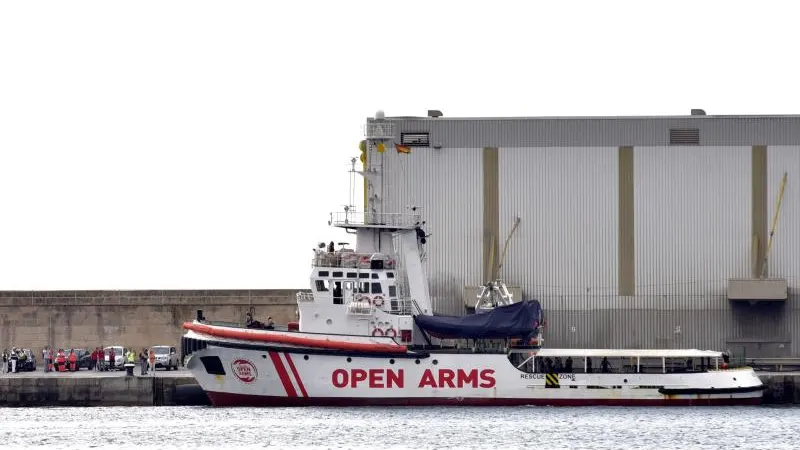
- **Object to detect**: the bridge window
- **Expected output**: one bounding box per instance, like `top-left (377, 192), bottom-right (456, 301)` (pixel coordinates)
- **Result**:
top-left (371, 273), bottom-right (379, 279)
top-left (359, 273), bottom-right (369, 279)
top-left (332, 271), bottom-right (343, 278)
top-left (389, 286), bottom-right (397, 297)
top-left (387, 272), bottom-right (395, 278)
top-left (359, 282), bottom-right (370, 293)
top-left (318, 271), bottom-right (329, 277)
top-left (347, 272), bottom-right (357, 278)
top-left (315, 280), bottom-right (328, 291)
top-left (371, 283), bottom-right (383, 294)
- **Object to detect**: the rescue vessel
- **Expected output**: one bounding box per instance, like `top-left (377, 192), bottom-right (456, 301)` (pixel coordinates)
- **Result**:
top-left (180, 116), bottom-right (764, 407)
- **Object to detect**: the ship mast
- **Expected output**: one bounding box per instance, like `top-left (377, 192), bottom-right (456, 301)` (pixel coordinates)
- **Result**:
top-left (349, 110), bottom-right (433, 316)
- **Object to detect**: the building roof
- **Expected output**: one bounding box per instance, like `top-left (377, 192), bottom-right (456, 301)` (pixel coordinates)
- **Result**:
top-left (368, 112), bottom-right (800, 147)
top-left (534, 348), bottom-right (723, 358)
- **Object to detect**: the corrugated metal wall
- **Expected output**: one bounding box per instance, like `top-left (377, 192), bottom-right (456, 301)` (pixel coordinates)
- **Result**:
top-left (498, 147), bottom-right (619, 299)
top-left (371, 117), bottom-right (800, 356)
top-left (634, 146), bottom-right (752, 297)
top-left (379, 147), bottom-right (483, 315)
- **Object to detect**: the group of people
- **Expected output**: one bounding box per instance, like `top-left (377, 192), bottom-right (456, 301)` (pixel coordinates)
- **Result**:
top-left (1, 348), bottom-right (30, 373)
top-left (41, 347), bottom-right (82, 372)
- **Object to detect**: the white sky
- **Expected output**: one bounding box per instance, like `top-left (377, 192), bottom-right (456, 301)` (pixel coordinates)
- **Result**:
top-left (1, 1), bottom-right (798, 290)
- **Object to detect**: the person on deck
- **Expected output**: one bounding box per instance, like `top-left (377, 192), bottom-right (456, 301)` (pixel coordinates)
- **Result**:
top-left (266, 317), bottom-right (275, 330)
top-left (601, 357), bottom-right (611, 373)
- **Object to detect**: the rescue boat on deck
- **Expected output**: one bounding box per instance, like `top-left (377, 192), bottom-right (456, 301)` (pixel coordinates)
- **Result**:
top-left (180, 126), bottom-right (764, 407)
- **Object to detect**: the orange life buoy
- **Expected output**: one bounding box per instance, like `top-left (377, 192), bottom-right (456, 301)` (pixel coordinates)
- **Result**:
top-left (372, 295), bottom-right (384, 307)
top-left (384, 327), bottom-right (397, 338)
top-left (372, 328), bottom-right (384, 337)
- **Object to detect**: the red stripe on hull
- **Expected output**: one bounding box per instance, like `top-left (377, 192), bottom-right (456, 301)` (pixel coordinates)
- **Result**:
top-left (268, 351), bottom-right (297, 397)
top-left (204, 391), bottom-right (762, 407)
top-left (283, 354), bottom-right (308, 397)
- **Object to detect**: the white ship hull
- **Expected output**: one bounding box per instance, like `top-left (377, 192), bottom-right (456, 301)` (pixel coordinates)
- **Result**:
top-left (184, 338), bottom-right (764, 407)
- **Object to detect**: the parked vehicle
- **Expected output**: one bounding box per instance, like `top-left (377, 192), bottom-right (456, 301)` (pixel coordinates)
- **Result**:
top-left (20, 349), bottom-right (36, 371)
top-left (152, 345), bottom-right (180, 370)
top-left (6, 349), bottom-right (36, 372)
top-left (103, 346), bottom-right (126, 370)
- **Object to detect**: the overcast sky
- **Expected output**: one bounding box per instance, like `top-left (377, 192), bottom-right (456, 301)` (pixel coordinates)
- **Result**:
top-left (1, 1), bottom-right (797, 290)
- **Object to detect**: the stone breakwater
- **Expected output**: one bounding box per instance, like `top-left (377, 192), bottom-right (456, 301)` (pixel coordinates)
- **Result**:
top-left (0, 289), bottom-right (304, 351)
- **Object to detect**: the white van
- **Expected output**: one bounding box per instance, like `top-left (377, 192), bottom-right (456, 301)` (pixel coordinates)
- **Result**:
top-left (103, 346), bottom-right (126, 370)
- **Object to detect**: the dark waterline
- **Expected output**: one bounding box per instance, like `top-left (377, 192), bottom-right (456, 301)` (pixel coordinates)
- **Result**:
top-left (0, 405), bottom-right (797, 449)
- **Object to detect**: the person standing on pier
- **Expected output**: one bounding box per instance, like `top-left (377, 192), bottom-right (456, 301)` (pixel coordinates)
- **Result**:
top-left (148, 347), bottom-right (156, 375)
top-left (1, 350), bottom-right (7, 374)
top-left (139, 348), bottom-right (148, 375)
top-left (9, 348), bottom-right (18, 373)
top-left (68, 350), bottom-right (78, 372)
top-left (42, 347), bottom-right (50, 373)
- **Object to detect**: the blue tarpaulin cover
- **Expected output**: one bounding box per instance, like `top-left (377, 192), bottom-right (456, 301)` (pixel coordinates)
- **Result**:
top-left (413, 300), bottom-right (543, 340)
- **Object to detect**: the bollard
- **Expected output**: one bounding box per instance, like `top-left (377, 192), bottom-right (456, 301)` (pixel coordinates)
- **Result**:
top-left (124, 363), bottom-right (135, 377)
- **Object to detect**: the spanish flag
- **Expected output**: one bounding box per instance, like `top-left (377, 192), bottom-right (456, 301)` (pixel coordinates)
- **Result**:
top-left (395, 143), bottom-right (411, 154)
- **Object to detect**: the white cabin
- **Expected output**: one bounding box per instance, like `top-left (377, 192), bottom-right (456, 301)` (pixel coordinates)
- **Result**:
top-left (296, 211), bottom-right (432, 345)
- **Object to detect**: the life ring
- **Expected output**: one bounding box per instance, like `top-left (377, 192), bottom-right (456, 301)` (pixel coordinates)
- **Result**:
top-left (372, 295), bottom-right (384, 307)
top-left (372, 328), bottom-right (384, 337)
top-left (384, 327), bottom-right (397, 338)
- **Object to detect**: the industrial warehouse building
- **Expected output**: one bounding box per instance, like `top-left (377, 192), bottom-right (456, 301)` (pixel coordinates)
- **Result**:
top-left (361, 110), bottom-right (799, 358)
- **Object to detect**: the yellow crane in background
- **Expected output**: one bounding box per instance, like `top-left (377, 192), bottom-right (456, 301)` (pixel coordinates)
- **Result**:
top-left (761, 171), bottom-right (788, 278)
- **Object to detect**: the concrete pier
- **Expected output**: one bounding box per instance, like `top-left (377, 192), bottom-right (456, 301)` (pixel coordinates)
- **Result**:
top-left (758, 372), bottom-right (800, 404)
top-left (0, 368), bottom-right (197, 407)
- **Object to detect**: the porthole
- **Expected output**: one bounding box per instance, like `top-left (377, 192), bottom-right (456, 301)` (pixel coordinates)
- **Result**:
top-left (389, 359), bottom-right (395, 365)
top-left (304, 355), bottom-right (309, 360)
top-left (415, 359), bottom-right (420, 364)
top-left (347, 357), bottom-right (352, 363)
top-left (432, 359), bottom-right (438, 365)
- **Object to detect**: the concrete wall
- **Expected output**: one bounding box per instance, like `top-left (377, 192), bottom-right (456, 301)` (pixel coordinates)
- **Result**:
top-left (0, 375), bottom-right (197, 406)
top-left (0, 289), bottom-right (304, 351)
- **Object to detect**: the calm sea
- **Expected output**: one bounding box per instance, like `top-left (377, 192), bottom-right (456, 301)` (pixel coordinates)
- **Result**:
top-left (0, 406), bottom-right (796, 449)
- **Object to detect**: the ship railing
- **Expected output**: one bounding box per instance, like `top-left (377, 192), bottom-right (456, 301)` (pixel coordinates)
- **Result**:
top-left (330, 211), bottom-right (421, 229)
top-left (384, 297), bottom-right (414, 315)
top-left (296, 292), bottom-right (315, 302)
top-left (345, 298), bottom-right (375, 316)
top-left (363, 121), bottom-right (396, 139)
top-left (312, 252), bottom-right (398, 269)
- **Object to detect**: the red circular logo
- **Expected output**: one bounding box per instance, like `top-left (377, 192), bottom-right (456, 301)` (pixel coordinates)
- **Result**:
top-left (231, 359), bottom-right (258, 383)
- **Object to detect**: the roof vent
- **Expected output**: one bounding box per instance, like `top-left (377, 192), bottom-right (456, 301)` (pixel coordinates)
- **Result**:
top-left (669, 128), bottom-right (700, 145)
top-left (690, 109), bottom-right (706, 116)
top-left (427, 110), bottom-right (443, 118)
